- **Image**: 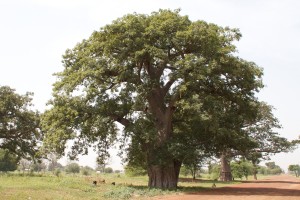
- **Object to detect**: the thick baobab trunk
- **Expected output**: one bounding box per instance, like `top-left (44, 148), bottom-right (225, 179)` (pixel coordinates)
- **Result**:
top-left (145, 120), bottom-right (182, 189)
top-left (148, 160), bottom-right (181, 189)
top-left (220, 153), bottom-right (232, 181)
top-left (146, 123), bottom-right (181, 189)
top-left (145, 89), bottom-right (181, 189)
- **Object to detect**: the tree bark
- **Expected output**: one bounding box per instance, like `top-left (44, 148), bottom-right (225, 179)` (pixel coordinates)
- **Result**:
top-left (148, 160), bottom-right (181, 189)
top-left (192, 171), bottom-right (196, 181)
top-left (253, 172), bottom-right (258, 180)
top-left (145, 86), bottom-right (181, 189)
top-left (191, 165), bottom-right (196, 180)
top-left (252, 161), bottom-right (258, 180)
top-left (220, 152), bottom-right (232, 181)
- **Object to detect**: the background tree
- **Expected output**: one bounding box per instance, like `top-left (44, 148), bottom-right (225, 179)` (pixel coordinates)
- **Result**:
top-left (182, 90), bottom-right (261, 181)
top-left (211, 101), bottom-right (296, 181)
top-left (0, 149), bottom-right (18, 172)
top-left (41, 9), bottom-right (264, 189)
top-left (31, 161), bottom-right (47, 173)
top-left (288, 164), bottom-right (300, 177)
top-left (264, 161), bottom-right (283, 174)
top-left (47, 153), bottom-right (63, 171)
top-left (18, 158), bottom-right (31, 173)
top-left (179, 165), bottom-right (190, 177)
top-left (182, 150), bottom-right (208, 180)
top-left (208, 162), bottom-right (221, 180)
top-left (0, 86), bottom-right (42, 160)
top-left (243, 102), bottom-right (296, 179)
top-left (96, 152), bottom-right (111, 173)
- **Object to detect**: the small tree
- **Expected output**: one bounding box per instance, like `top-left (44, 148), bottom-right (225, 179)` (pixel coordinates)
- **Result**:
top-left (231, 160), bottom-right (253, 180)
top-left (288, 164), bottom-right (300, 177)
top-left (182, 150), bottom-right (207, 180)
top-left (265, 162), bottom-right (282, 174)
top-left (208, 163), bottom-right (221, 180)
top-left (31, 161), bottom-right (47, 173)
top-left (46, 154), bottom-right (64, 172)
top-left (265, 162), bottom-right (276, 169)
top-left (18, 158), bottom-right (31, 173)
top-left (231, 162), bottom-right (244, 180)
top-left (65, 163), bottom-right (80, 174)
top-left (179, 165), bottom-right (190, 177)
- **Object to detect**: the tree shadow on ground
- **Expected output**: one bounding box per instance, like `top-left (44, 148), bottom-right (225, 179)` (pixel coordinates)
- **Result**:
top-left (125, 179), bottom-right (300, 197)
top-left (241, 180), bottom-right (300, 184)
top-left (125, 184), bottom-right (207, 194)
top-left (194, 187), bottom-right (300, 197)
top-left (179, 178), bottom-right (237, 184)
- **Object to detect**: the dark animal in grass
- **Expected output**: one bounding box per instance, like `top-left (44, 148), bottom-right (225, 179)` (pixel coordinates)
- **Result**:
top-left (93, 181), bottom-right (97, 186)
top-left (112, 182), bottom-right (115, 185)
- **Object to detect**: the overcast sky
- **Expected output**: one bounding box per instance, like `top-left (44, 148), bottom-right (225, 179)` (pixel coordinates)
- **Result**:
top-left (1, 0), bottom-right (299, 171)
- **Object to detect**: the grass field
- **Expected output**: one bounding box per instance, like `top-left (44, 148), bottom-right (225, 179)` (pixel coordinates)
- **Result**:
top-left (0, 172), bottom-right (240, 200)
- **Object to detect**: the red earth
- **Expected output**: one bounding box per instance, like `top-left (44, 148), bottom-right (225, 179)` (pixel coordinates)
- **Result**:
top-left (152, 175), bottom-right (300, 200)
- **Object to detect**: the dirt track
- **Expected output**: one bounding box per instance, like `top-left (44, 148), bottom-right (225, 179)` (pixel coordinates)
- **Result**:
top-left (153, 175), bottom-right (300, 200)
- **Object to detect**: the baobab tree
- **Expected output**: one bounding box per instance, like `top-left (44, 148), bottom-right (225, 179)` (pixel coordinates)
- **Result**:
top-left (41, 9), bottom-right (263, 189)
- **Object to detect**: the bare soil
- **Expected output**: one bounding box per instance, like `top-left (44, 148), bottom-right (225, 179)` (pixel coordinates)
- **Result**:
top-left (153, 175), bottom-right (300, 200)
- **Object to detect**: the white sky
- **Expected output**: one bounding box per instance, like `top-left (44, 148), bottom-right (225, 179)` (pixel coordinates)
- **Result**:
top-left (0, 0), bottom-right (299, 171)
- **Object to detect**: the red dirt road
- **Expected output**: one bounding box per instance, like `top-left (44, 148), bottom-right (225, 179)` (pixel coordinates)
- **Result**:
top-left (153, 175), bottom-right (300, 200)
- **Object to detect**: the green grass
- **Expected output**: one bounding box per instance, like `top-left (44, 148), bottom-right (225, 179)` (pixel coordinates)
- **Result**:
top-left (0, 172), bottom-right (240, 200)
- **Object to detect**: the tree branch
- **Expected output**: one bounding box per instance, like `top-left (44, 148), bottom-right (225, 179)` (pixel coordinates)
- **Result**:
top-left (109, 114), bottom-right (131, 127)
top-left (162, 79), bottom-right (175, 97)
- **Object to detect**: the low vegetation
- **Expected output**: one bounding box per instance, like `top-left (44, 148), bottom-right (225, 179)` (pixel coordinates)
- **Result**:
top-left (0, 171), bottom-right (242, 200)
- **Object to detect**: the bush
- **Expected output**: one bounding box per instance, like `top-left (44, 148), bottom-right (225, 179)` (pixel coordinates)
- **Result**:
top-left (65, 163), bottom-right (80, 174)
top-left (81, 168), bottom-right (90, 176)
top-left (54, 168), bottom-right (61, 177)
top-left (81, 166), bottom-right (94, 176)
top-left (257, 162), bottom-right (283, 175)
top-left (103, 187), bottom-right (134, 199)
top-left (0, 149), bottom-right (18, 172)
top-left (104, 167), bottom-right (113, 173)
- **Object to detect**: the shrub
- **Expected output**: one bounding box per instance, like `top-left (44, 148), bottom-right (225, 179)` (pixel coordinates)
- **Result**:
top-left (81, 168), bottom-right (90, 176)
top-left (104, 167), bottom-right (113, 173)
top-left (54, 168), bottom-right (61, 177)
top-left (65, 163), bottom-right (80, 174)
top-left (0, 149), bottom-right (18, 172)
